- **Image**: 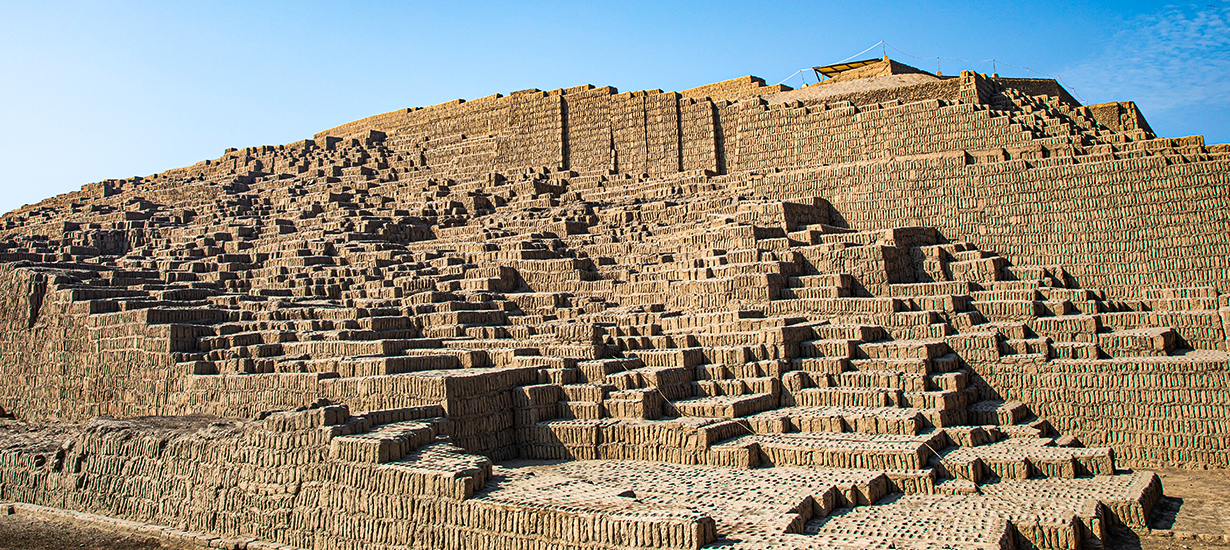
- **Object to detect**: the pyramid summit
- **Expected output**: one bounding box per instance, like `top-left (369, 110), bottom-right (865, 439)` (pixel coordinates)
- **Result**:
top-left (0, 58), bottom-right (1226, 548)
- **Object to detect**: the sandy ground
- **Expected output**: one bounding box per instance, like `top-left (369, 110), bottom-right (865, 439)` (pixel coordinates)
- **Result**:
top-left (0, 514), bottom-right (171, 550)
top-left (1103, 468), bottom-right (1230, 549)
top-left (1120, 468), bottom-right (1230, 549)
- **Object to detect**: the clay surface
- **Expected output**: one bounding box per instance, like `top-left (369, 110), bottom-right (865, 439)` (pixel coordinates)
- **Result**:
top-left (0, 58), bottom-right (1227, 549)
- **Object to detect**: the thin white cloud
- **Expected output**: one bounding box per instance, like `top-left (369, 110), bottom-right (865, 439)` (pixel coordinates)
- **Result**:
top-left (1063, 3), bottom-right (1230, 110)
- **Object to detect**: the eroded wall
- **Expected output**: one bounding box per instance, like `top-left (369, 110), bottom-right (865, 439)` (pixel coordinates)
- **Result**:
top-left (295, 73), bottom-right (1227, 299)
top-left (0, 408), bottom-right (714, 550)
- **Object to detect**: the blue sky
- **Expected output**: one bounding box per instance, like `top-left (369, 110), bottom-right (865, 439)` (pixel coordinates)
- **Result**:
top-left (1, 1), bottom-right (1226, 213)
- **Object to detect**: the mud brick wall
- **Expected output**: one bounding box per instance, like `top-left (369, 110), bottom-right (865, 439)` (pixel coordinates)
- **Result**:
top-left (176, 372), bottom-right (339, 419)
top-left (432, 93), bottom-right (510, 139)
top-left (762, 77), bottom-right (968, 115)
top-left (6, 65), bottom-right (1226, 478)
top-left (318, 86), bottom-right (717, 178)
top-left (562, 86), bottom-right (616, 172)
top-left (829, 79), bottom-right (964, 109)
top-left (758, 151), bottom-right (1230, 299)
top-left (0, 266), bottom-right (191, 420)
top-left (0, 267), bottom-right (547, 460)
top-left (226, 74), bottom-right (1072, 202)
top-left (645, 92), bottom-right (682, 175)
top-left (495, 91), bottom-right (564, 170)
top-left (305, 74), bottom-right (1021, 205)
top-left (731, 98), bottom-right (1030, 172)
top-left (967, 355), bottom-right (1230, 469)
top-left (177, 366), bottom-right (540, 459)
top-left (611, 92), bottom-right (651, 175)
top-left (316, 107), bottom-right (419, 141)
top-left (1084, 101), bottom-right (1155, 136)
top-left (680, 98), bottom-right (719, 173)
top-left (679, 75), bottom-right (790, 101)
top-left (991, 77), bottom-right (1080, 108)
top-left (0, 410), bottom-right (716, 550)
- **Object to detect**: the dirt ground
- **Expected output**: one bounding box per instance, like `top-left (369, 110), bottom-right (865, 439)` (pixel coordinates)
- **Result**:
top-left (0, 513), bottom-right (169, 550)
top-left (1105, 468), bottom-right (1230, 550)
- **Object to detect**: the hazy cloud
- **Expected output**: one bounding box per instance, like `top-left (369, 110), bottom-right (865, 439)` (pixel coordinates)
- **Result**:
top-left (1063, 3), bottom-right (1230, 110)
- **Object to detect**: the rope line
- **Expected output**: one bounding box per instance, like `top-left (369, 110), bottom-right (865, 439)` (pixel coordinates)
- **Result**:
top-left (773, 68), bottom-right (811, 87)
top-left (834, 41), bottom-right (886, 64)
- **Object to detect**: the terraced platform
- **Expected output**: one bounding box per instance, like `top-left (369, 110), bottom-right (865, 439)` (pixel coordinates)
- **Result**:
top-left (0, 58), bottom-right (1227, 549)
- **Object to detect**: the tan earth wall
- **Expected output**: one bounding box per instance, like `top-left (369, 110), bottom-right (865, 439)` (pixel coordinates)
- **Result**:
top-left (4, 71), bottom-right (1227, 470)
top-left (303, 72), bottom-right (1226, 300)
top-left (0, 265), bottom-right (194, 421)
top-left (0, 408), bottom-right (715, 550)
